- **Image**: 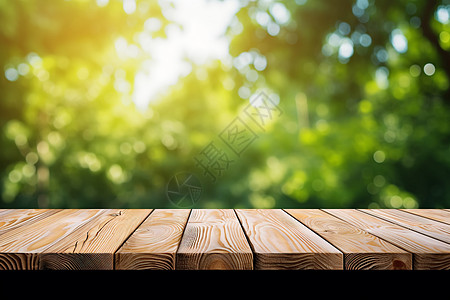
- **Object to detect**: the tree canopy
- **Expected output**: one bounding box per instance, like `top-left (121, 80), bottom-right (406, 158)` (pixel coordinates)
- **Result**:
top-left (1, 0), bottom-right (449, 209)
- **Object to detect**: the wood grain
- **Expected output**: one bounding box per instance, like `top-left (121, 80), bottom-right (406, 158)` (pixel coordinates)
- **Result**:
top-left (1, 209), bottom-right (449, 270)
top-left (236, 209), bottom-right (343, 270)
top-left (0, 209), bottom-right (105, 270)
top-left (0, 209), bottom-right (60, 236)
top-left (116, 209), bottom-right (190, 270)
top-left (325, 209), bottom-right (450, 270)
top-left (40, 209), bottom-right (150, 270)
top-left (285, 209), bottom-right (411, 270)
top-left (401, 209), bottom-right (450, 225)
top-left (361, 209), bottom-right (450, 244)
top-left (176, 209), bottom-right (253, 270)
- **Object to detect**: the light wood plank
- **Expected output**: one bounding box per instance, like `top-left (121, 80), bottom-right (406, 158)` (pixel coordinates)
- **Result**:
top-left (0, 209), bottom-right (105, 270)
top-left (2, 208), bottom-right (449, 270)
top-left (0, 209), bottom-right (61, 236)
top-left (325, 209), bottom-right (450, 270)
top-left (401, 209), bottom-right (450, 225)
top-left (285, 209), bottom-right (411, 270)
top-left (236, 209), bottom-right (343, 270)
top-left (362, 209), bottom-right (450, 244)
top-left (116, 209), bottom-right (190, 270)
top-left (40, 209), bottom-right (150, 270)
top-left (176, 209), bottom-right (253, 270)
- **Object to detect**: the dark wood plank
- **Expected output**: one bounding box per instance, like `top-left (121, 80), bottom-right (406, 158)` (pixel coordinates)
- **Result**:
top-left (325, 209), bottom-right (450, 270)
top-left (176, 209), bottom-right (253, 270)
top-left (236, 209), bottom-right (343, 270)
top-left (285, 209), bottom-right (411, 270)
top-left (116, 209), bottom-right (190, 270)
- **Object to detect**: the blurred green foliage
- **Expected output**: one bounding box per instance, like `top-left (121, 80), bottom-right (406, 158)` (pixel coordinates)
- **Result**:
top-left (1, 0), bottom-right (449, 209)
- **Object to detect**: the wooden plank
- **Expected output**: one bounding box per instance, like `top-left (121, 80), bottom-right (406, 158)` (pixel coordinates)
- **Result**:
top-left (2, 208), bottom-right (449, 270)
top-left (401, 209), bottom-right (450, 225)
top-left (285, 209), bottom-right (411, 270)
top-left (176, 209), bottom-right (253, 270)
top-left (116, 209), bottom-right (190, 270)
top-left (361, 209), bottom-right (450, 244)
top-left (0, 209), bottom-right (105, 270)
top-left (235, 209), bottom-right (343, 270)
top-left (40, 209), bottom-right (150, 270)
top-left (325, 209), bottom-right (450, 270)
top-left (0, 209), bottom-right (61, 236)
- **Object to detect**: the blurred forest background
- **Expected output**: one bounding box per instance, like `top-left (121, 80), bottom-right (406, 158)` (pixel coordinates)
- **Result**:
top-left (1, 0), bottom-right (449, 209)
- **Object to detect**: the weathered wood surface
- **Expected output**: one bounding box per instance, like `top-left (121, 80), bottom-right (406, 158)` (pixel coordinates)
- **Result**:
top-left (0, 209), bottom-right (104, 270)
top-left (0, 209), bottom-right (449, 270)
top-left (0, 209), bottom-right (61, 236)
top-left (325, 209), bottom-right (450, 270)
top-left (362, 209), bottom-right (450, 243)
top-left (116, 209), bottom-right (189, 270)
top-left (401, 209), bottom-right (450, 225)
top-left (0, 209), bottom-right (150, 270)
top-left (236, 209), bottom-right (342, 269)
top-left (285, 209), bottom-right (411, 270)
top-left (176, 209), bottom-right (253, 270)
top-left (40, 209), bottom-right (150, 270)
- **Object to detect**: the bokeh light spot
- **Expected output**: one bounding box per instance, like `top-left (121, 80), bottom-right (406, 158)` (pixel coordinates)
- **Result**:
top-left (409, 64), bottom-right (421, 77)
top-left (5, 68), bottom-right (19, 81)
top-left (338, 22), bottom-right (351, 35)
top-left (424, 63), bottom-right (435, 76)
top-left (375, 67), bottom-right (389, 89)
top-left (440, 31), bottom-right (450, 44)
top-left (238, 85), bottom-right (251, 99)
top-left (391, 29), bottom-right (408, 53)
top-left (269, 2), bottom-right (290, 25)
top-left (436, 5), bottom-right (450, 24)
top-left (267, 22), bottom-right (280, 36)
top-left (338, 38), bottom-right (354, 60)
top-left (373, 150), bottom-right (386, 163)
top-left (253, 55), bottom-right (267, 71)
top-left (123, 0), bottom-right (136, 14)
top-left (359, 33), bottom-right (372, 47)
top-left (96, 0), bottom-right (109, 7)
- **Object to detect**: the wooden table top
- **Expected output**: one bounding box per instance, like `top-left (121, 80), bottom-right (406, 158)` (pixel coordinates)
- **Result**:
top-left (0, 209), bottom-right (449, 270)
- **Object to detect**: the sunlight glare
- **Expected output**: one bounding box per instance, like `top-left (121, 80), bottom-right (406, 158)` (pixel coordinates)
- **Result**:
top-left (132, 0), bottom-right (241, 111)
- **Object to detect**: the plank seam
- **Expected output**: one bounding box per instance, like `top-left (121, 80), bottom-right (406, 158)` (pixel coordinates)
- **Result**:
top-left (233, 209), bottom-right (256, 270)
top-left (112, 209), bottom-right (154, 270)
top-left (282, 209), bottom-right (347, 269)
top-left (400, 209), bottom-right (450, 226)
top-left (2, 209), bottom-right (449, 270)
top-left (174, 209), bottom-right (192, 270)
top-left (322, 209), bottom-right (411, 250)
top-left (356, 209), bottom-right (450, 245)
top-left (281, 209), bottom-right (344, 255)
top-left (325, 209), bottom-right (422, 269)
